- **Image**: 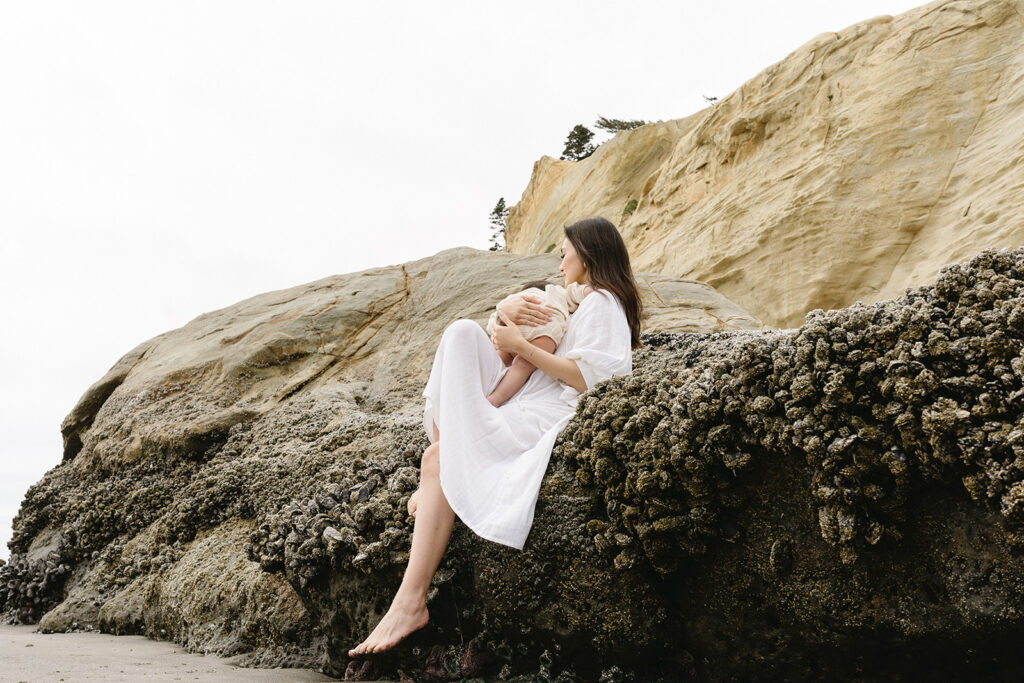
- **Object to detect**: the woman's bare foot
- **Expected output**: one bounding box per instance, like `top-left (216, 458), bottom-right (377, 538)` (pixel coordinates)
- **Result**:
top-left (348, 595), bottom-right (429, 657)
top-left (407, 489), bottom-right (421, 518)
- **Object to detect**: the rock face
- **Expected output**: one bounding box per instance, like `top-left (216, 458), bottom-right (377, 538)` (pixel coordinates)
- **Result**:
top-left (3, 3), bottom-right (1024, 676)
top-left (0, 248), bottom-right (760, 675)
top-left (4, 242), bottom-right (1024, 680)
top-left (506, 0), bottom-right (1024, 329)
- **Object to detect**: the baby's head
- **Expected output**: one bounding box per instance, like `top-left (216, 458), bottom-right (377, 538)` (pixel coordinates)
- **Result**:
top-left (521, 279), bottom-right (552, 292)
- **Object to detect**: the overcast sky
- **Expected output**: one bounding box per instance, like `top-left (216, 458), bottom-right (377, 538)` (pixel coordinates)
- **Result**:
top-left (0, 0), bottom-right (928, 561)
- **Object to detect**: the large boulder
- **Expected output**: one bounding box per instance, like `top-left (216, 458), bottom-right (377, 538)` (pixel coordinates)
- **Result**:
top-left (0, 247), bottom-right (759, 676)
top-left (506, 0), bottom-right (1024, 329)
top-left (261, 247), bottom-right (1024, 680)
top-left (4, 244), bottom-right (1024, 680)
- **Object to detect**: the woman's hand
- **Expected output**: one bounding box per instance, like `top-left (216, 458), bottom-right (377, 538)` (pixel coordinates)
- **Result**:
top-left (492, 309), bottom-right (528, 355)
top-left (493, 309), bottom-right (587, 393)
top-left (498, 295), bottom-right (551, 327)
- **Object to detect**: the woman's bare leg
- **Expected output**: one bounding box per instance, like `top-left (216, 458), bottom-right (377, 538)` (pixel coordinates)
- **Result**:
top-left (408, 489), bottom-right (420, 518)
top-left (408, 423), bottom-right (440, 518)
top-left (349, 440), bottom-right (454, 656)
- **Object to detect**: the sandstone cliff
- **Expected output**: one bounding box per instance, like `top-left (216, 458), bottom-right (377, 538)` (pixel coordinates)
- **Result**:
top-left (506, 0), bottom-right (1024, 329)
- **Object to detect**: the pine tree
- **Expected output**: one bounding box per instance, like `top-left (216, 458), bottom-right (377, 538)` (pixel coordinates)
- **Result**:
top-left (594, 116), bottom-right (648, 133)
top-left (488, 197), bottom-right (508, 251)
top-left (560, 125), bottom-right (596, 161)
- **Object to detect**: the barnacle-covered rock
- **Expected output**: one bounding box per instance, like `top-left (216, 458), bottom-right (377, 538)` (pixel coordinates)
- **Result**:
top-left (5, 245), bottom-right (1024, 680)
top-left (560, 248), bottom-right (1024, 574)
top-left (545, 246), bottom-right (1024, 678)
top-left (1, 247), bottom-right (754, 679)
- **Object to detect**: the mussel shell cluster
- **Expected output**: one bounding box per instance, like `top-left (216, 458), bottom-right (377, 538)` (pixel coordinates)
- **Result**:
top-left (558, 247), bottom-right (1024, 572)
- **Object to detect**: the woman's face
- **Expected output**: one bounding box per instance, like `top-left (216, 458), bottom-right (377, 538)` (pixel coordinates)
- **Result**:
top-left (559, 237), bottom-right (587, 285)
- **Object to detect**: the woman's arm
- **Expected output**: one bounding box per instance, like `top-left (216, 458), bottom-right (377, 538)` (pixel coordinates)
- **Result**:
top-left (492, 309), bottom-right (586, 392)
top-left (497, 295), bottom-right (551, 327)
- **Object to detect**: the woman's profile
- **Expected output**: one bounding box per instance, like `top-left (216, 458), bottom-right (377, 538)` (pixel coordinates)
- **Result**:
top-left (348, 216), bottom-right (643, 657)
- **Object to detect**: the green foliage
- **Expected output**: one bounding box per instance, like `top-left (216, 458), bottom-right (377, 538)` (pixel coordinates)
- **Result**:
top-left (488, 197), bottom-right (508, 251)
top-left (622, 198), bottom-right (638, 219)
top-left (560, 124), bottom-right (596, 162)
top-left (595, 116), bottom-right (648, 133)
top-left (557, 117), bottom-right (652, 161)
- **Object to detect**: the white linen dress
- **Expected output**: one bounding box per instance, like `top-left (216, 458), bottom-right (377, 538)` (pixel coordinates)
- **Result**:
top-left (422, 288), bottom-right (632, 549)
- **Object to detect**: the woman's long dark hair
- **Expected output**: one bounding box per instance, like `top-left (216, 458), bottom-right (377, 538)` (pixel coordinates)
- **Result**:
top-left (564, 217), bottom-right (643, 349)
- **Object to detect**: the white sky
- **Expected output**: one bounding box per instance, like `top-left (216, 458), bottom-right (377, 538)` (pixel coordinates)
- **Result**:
top-left (0, 0), bottom-right (928, 561)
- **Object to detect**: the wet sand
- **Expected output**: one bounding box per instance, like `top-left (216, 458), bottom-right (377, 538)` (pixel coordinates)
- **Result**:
top-left (0, 625), bottom-right (338, 682)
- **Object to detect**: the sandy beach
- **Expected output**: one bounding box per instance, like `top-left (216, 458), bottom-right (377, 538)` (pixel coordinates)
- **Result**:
top-left (0, 625), bottom-right (336, 682)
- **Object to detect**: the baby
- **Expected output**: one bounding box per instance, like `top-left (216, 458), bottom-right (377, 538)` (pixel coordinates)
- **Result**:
top-left (485, 279), bottom-right (592, 407)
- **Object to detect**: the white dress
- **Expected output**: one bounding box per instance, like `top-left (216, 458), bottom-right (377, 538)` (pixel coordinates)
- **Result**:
top-left (422, 288), bottom-right (633, 549)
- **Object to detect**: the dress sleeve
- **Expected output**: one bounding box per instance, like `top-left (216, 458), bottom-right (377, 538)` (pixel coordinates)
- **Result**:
top-left (563, 290), bottom-right (633, 391)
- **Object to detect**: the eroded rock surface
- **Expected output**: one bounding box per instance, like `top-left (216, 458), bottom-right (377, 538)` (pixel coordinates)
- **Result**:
top-left (506, 0), bottom-right (1024, 329)
top-left (0, 247), bottom-right (758, 678)
top-left (5, 244), bottom-right (1024, 680)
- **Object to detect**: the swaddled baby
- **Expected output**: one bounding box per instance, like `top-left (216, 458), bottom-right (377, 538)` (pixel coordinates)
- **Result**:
top-left (485, 279), bottom-right (591, 407)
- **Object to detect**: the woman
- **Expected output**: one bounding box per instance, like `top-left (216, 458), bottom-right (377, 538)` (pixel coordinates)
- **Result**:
top-left (349, 216), bottom-right (643, 657)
